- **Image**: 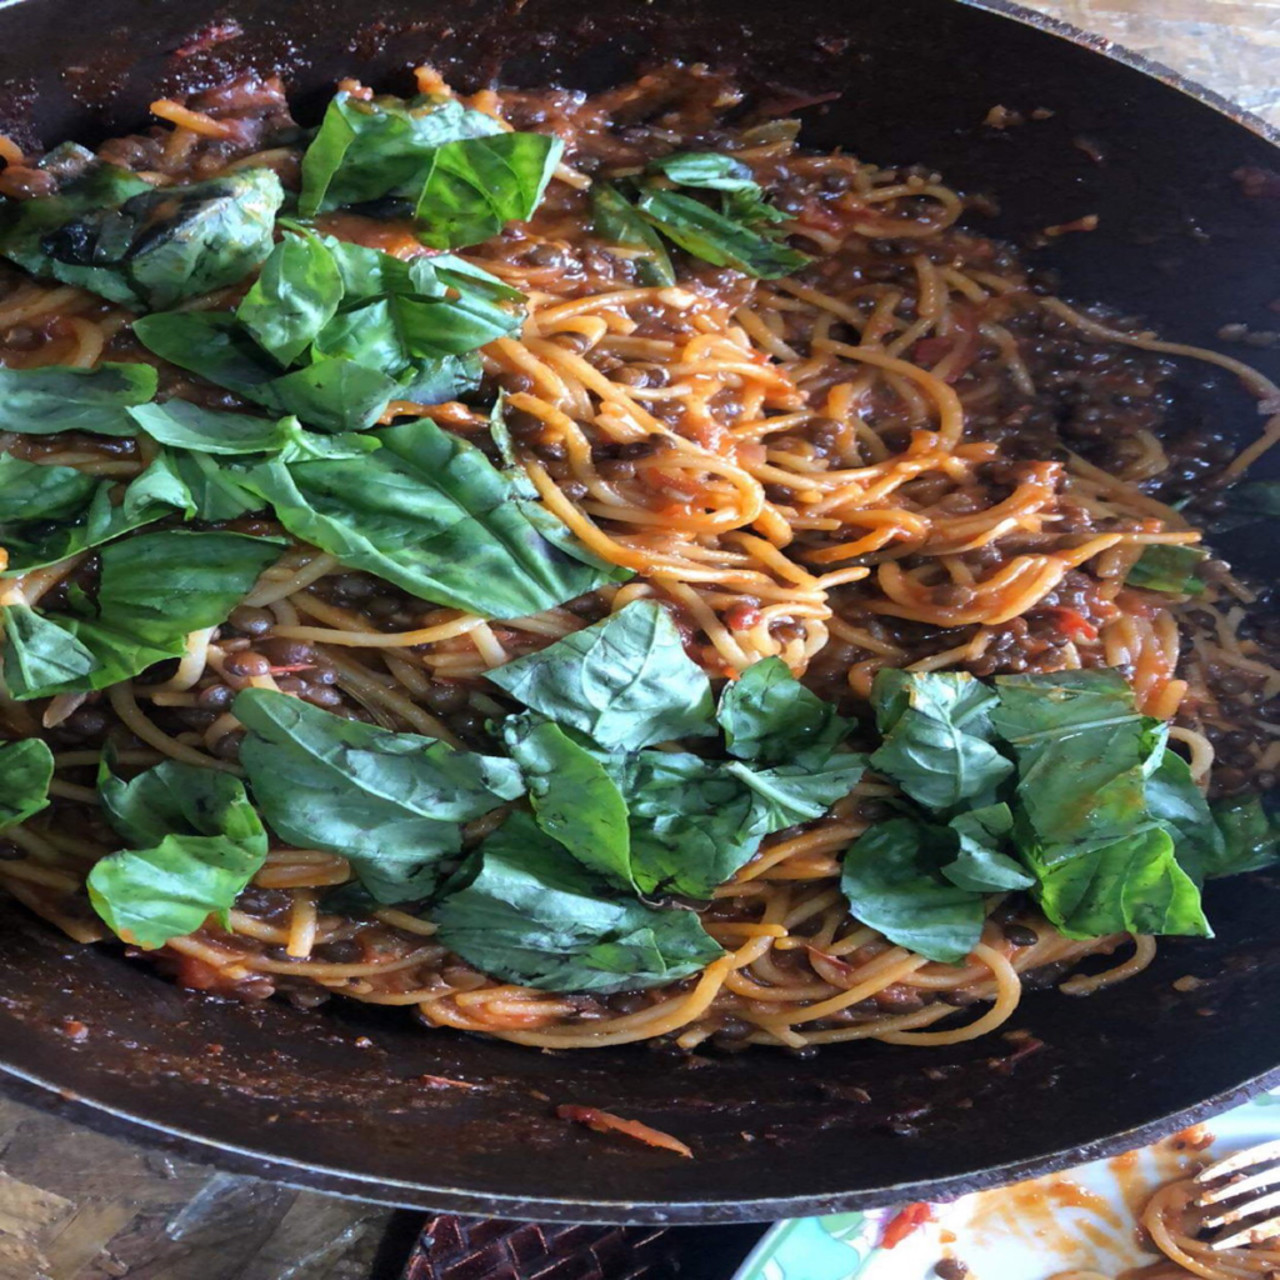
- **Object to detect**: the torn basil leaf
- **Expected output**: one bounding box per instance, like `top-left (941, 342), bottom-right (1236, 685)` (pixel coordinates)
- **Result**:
top-left (0, 454), bottom-right (98, 524)
top-left (717, 656), bottom-right (852, 766)
top-left (0, 738), bottom-right (54, 829)
top-left (1210, 795), bottom-right (1280, 878)
top-left (0, 530), bottom-right (282, 699)
top-left (941, 804), bottom-right (1033, 892)
top-left (869, 669), bottom-right (1013, 813)
top-left (132, 232), bottom-right (520, 432)
top-left (416, 131), bottom-right (563, 249)
top-left (89, 759), bottom-right (269, 948)
top-left (488, 601), bottom-right (716, 750)
top-left (1125, 544), bottom-right (1208, 596)
top-left (501, 713), bottom-right (634, 890)
top-left (0, 362), bottom-right (158, 435)
top-left (242, 416), bottom-right (624, 618)
top-left (990, 670), bottom-right (1164, 851)
top-left (299, 92), bottom-right (504, 217)
top-left (432, 811), bottom-right (725, 993)
top-left (635, 188), bottom-right (809, 279)
top-left (235, 688), bottom-right (524, 903)
top-left (0, 166), bottom-right (283, 310)
top-left (1024, 824), bottom-right (1210, 940)
top-left (590, 182), bottom-right (676, 287)
top-left (841, 817), bottom-right (987, 964)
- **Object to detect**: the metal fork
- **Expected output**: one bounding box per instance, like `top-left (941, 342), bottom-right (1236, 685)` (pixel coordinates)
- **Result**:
top-left (1193, 1137), bottom-right (1280, 1250)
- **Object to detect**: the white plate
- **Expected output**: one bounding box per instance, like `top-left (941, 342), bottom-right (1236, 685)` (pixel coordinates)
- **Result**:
top-left (735, 1090), bottom-right (1280, 1280)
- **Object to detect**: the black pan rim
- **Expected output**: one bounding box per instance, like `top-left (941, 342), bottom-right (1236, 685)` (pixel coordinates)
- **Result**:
top-left (4, 1053), bottom-right (1280, 1223)
top-left (2, 0), bottom-right (1280, 1227)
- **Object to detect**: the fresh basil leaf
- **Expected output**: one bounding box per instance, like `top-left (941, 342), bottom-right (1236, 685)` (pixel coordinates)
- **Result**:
top-left (1, 530), bottom-right (282, 699)
top-left (143, 449), bottom-right (266, 523)
top-left (433, 810), bottom-right (725, 993)
top-left (299, 93), bottom-right (504, 217)
top-left (501, 713), bottom-right (634, 890)
top-left (133, 239), bottom-right (517, 432)
top-left (238, 230), bottom-right (343, 365)
top-left (717, 656), bottom-right (852, 766)
top-left (723, 756), bottom-right (865, 829)
top-left (636, 188), bottom-right (809, 279)
top-left (647, 151), bottom-right (760, 192)
top-left (622, 748), bottom-right (864, 899)
top-left (89, 759), bottom-right (268, 948)
top-left (1, 604), bottom-right (98, 695)
top-left (127, 400), bottom-right (308, 455)
top-left (1144, 747), bottom-right (1225, 883)
top-left (841, 816), bottom-right (986, 964)
top-left (0, 738), bottom-right (54, 828)
top-left (243, 417), bottom-right (621, 618)
top-left (870, 670), bottom-right (1014, 813)
top-left (941, 803), bottom-right (1034, 892)
top-left (1126, 544), bottom-right (1207, 596)
top-left (590, 182), bottom-right (675, 287)
top-left (234, 688), bottom-right (524, 903)
top-left (1210, 795), bottom-right (1280, 877)
top-left (1025, 824), bottom-right (1210, 940)
top-left (0, 362), bottom-right (158, 435)
top-left (991, 670), bottom-right (1163, 850)
top-left (489, 601), bottom-right (716, 750)
top-left (2, 167), bottom-right (283, 310)
top-left (0, 162), bottom-right (153, 304)
top-left (0, 454), bottom-right (98, 523)
top-left (415, 132), bottom-right (563, 249)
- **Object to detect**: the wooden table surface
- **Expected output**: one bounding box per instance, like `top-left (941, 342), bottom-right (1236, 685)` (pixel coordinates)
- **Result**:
top-left (2, 3), bottom-right (1278, 1278)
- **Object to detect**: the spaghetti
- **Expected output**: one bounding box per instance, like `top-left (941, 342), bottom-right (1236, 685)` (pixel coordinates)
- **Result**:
top-left (0, 64), bottom-right (1277, 1052)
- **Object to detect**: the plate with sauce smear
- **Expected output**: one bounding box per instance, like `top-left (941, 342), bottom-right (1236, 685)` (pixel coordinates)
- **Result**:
top-left (736, 1090), bottom-right (1280, 1280)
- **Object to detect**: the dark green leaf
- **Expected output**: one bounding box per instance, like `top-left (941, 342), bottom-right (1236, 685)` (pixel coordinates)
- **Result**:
top-left (1144, 747), bottom-right (1224, 883)
top-left (1, 604), bottom-right (98, 695)
top-left (1211, 480), bottom-right (1280, 531)
top-left (1126, 544), bottom-right (1207, 596)
top-left (841, 817), bottom-right (986, 964)
top-left (647, 151), bottom-right (760, 192)
top-left (89, 759), bottom-right (268, 948)
top-left (415, 132), bottom-right (563, 249)
top-left (622, 748), bottom-right (864, 899)
top-left (870, 670), bottom-right (1014, 813)
top-left (127, 400), bottom-right (310, 455)
top-left (237, 230), bottom-right (343, 365)
top-left (0, 738), bottom-right (54, 828)
top-left (717, 655), bottom-right (851, 765)
top-left (234, 688), bottom-right (524, 903)
top-left (1211, 795), bottom-right (1280, 877)
top-left (501, 713), bottom-right (634, 889)
top-left (0, 362), bottom-right (158, 435)
top-left (243, 417), bottom-right (623, 618)
top-left (488, 601), bottom-right (716, 750)
top-left (1025, 824), bottom-right (1209, 939)
top-left (299, 93), bottom-right (504, 217)
top-left (432, 811), bottom-right (725, 993)
top-left (636, 188), bottom-right (809, 279)
top-left (0, 454), bottom-right (98, 523)
top-left (941, 804), bottom-right (1034, 892)
top-left (991, 670), bottom-right (1163, 850)
top-left (1, 530), bottom-right (282, 699)
top-left (590, 182), bottom-right (675, 287)
top-left (1, 167), bottom-right (283, 310)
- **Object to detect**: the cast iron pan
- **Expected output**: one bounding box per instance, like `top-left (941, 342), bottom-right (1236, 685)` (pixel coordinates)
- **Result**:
top-left (2, 0), bottom-right (1280, 1225)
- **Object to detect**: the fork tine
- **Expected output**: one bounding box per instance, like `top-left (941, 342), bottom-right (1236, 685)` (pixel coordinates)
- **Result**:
top-left (1197, 1161), bottom-right (1280, 1207)
top-left (1210, 1212), bottom-right (1280, 1253)
top-left (1201, 1186), bottom-right (1280, 1231)
top-left (1195, 1138), bottom-right (1280, 1183)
